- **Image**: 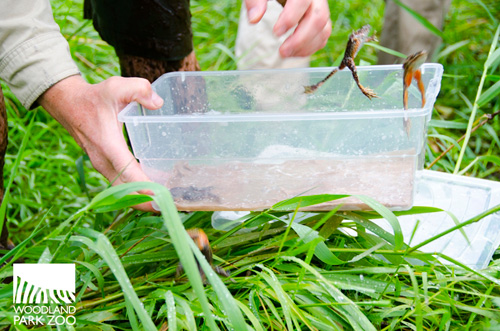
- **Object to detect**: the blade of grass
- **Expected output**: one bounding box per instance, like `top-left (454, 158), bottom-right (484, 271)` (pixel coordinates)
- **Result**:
top-left (0, 219), bottom-right (46, 267)
top-left (235, 299), bottom-right (265, 331)
top-left (366, 42), bottom-right (406, 59)
top-left (458, 155), bottom-right (500, 176)
top-left (124, 296), bottom-right (141, 331)
top-left (354, 195), bottom-right (404, 250)
top-left (437, 253), bottom-right (500, 286)
top-left (435, 40), bottom-right (470, 61)
top-left (472, 0), bottom-right (498, 24)
top-left (0, 110), bottom-right (36, 239)
top-left (70, 228), bottom-right (156, 330)
top-left (281, 256), bottom-right (377, 331)
top-left (342, 211), bottom-right (404, 250)
top-left (165, 290), bottom-right (177, 331)
top-left (176, 295), bottom-right (197, 331)
top-left (454, 24), bottom-right (500, 173)
top-left (74, 260), bottom-right (105, 298)
top-left (278, 216), bottom-right (346, 265)
top-left (75, 154), bottom-right (90, 200)
top-left (477, 79), bottom-right (500, 107)
top-left (257, 265), bottom-right (295, 331)
top-left (404, 265), bottom-right (423, 330)
top-left (186, 238), bottom-right (247, 329)
top-left (152, 182), bottom-right (246, 330)
top-left (407, 202), bottom-right (500, 255)
top-left (271, 194), bottom-right (350, 211)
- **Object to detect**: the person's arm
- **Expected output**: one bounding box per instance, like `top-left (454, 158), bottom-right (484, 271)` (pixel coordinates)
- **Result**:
top-left (0, 1), bottom-right (163, 212)
top-left (244, 0), bottom-right (332, 58)
top-left (0, 0), bottom-right (80, 109)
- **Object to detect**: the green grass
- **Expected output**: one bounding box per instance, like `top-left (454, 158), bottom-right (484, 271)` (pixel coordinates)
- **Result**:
top-left (1, 0), bottom-right (500, 330)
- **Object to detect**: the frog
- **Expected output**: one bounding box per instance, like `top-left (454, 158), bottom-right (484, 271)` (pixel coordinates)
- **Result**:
top-left (304, 24), bottom-right (378, 99)
top-left (176, 228), bottom-right (230, 280)
top-left (402, 50), bottom-right (427, 137)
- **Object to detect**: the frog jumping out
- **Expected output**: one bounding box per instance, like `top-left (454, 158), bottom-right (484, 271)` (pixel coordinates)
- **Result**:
top-left (402, 50), bottom-right (427, 136)
top-left (304, 24), bottom-right (378, 99)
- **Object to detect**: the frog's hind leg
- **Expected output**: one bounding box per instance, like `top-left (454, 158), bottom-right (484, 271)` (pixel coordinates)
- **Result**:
top-left (345, 58), bottom-right (377, 100)
top-left (402, 68), bottom-right (414, 137)
top-left (414, 69), bottom-right (426, 107)
top-left (304, 67), bottom-right (340, 94)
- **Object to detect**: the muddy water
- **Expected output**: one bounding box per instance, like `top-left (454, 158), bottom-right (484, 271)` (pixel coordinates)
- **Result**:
top-left (165, 156), bottom-right (415, 211)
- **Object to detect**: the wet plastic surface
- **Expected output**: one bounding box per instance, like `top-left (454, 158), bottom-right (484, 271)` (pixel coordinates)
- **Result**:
top-left (382, 170), bottom-right (500, 270)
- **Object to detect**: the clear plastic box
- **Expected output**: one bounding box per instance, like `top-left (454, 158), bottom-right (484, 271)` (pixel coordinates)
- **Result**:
top-left (375, 170), bottom-right (500, 269)
top-left (118, 64), bottom-right (443, 211)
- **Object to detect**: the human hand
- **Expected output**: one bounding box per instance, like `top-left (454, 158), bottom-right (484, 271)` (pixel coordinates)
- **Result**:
top-left (244, 0), bottom-right (332, 57)
top-left (38, 75), bottom-right (164, 212)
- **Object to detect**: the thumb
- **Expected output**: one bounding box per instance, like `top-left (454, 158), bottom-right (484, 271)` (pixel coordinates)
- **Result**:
top-left (106, 77), bottom-right (164, 110)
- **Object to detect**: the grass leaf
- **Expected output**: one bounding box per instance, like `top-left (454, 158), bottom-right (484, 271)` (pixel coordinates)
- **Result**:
top-left (0, 111), bottom-right (36, 239)
top-left (354, 195), bottom-right (404, 250)
top-left (281, 256), bottom-right (377, 331)
top-left (272, 194), bottom-right (350, 211)
top-left (477, 79), bottom-right (500, 107)
top-left (70, 228), bottom-right (156, 330)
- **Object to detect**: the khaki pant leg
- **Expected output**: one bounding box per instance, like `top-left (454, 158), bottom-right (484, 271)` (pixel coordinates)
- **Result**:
top-left (378, 0), bottom-right (451, 64)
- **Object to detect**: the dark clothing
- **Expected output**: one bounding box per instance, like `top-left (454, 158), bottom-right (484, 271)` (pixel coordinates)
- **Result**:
top-left (84, 0), bottom-right (193, 61)
top-left (0, 86), bottom-right (10, 250)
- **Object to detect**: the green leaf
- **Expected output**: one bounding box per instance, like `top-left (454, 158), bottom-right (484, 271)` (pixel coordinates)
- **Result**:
top-left (343, 211), bottom-right (404, 250)
top-left (70, 228), bottom-right (157, 330)
top-left (284, 219), bottom-right (346, 265)
top-left (257, 265), bottom-right (295, 331)
top-left (186, 238), bottom-right (247, 330)
top-left (74, 260), bottom-right (106, 298)
top-left (429, 120), bottom-right (468, 129)
top-left (89, 181), bottom-right (156, 210)
top-left (436, 40), bottom-right (470, 60)
top-left (272, 194), bottom-right (349, 211)
top-left (0, 111), bottom-right (37, 240)
top-left (76, 154), bottom-right (91, 200)
top-left (93, 194), bottom-right (153, 213)
top-left (151, 181), bottom-right (247, 330)
top-left (354, 195), bottom-right (404, 250)
top-left (281, 256), bottom-right (377, 331)
top-left (366, 42), bottom-right (406, 59)
top-left (165, 290), bottom-right (177, 331)
top-left (477, 79), bottom-right (500, 107)
top-left (356, 206), bottom-right (443, 219)
top-left (485, 47), bottom-right (500, 68)
top-left (0, 222), bottom-right (45, 267)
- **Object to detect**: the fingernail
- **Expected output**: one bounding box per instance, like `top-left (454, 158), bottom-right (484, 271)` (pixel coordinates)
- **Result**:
top-left (152, 92), bottom-right (164, 108)
top-left (248, 8), bottom-right (259, 23)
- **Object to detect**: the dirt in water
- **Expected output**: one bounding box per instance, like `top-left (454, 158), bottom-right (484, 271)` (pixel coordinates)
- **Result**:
top-left (165, 156), bottom-right (415, 211)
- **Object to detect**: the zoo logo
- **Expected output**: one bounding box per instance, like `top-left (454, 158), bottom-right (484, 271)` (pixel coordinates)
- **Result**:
top-left (13, 263), bottom-right (75, 304)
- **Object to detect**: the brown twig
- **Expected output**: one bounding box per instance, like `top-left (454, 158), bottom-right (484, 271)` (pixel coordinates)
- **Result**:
top-left (119, 235), bottom-right (150, 259)
top-left (427, 110), bottom-right (500, 169)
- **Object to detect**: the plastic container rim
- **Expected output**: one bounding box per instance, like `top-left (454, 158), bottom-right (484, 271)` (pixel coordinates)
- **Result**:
top-left (118, 63), bottom-right (443, 124)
